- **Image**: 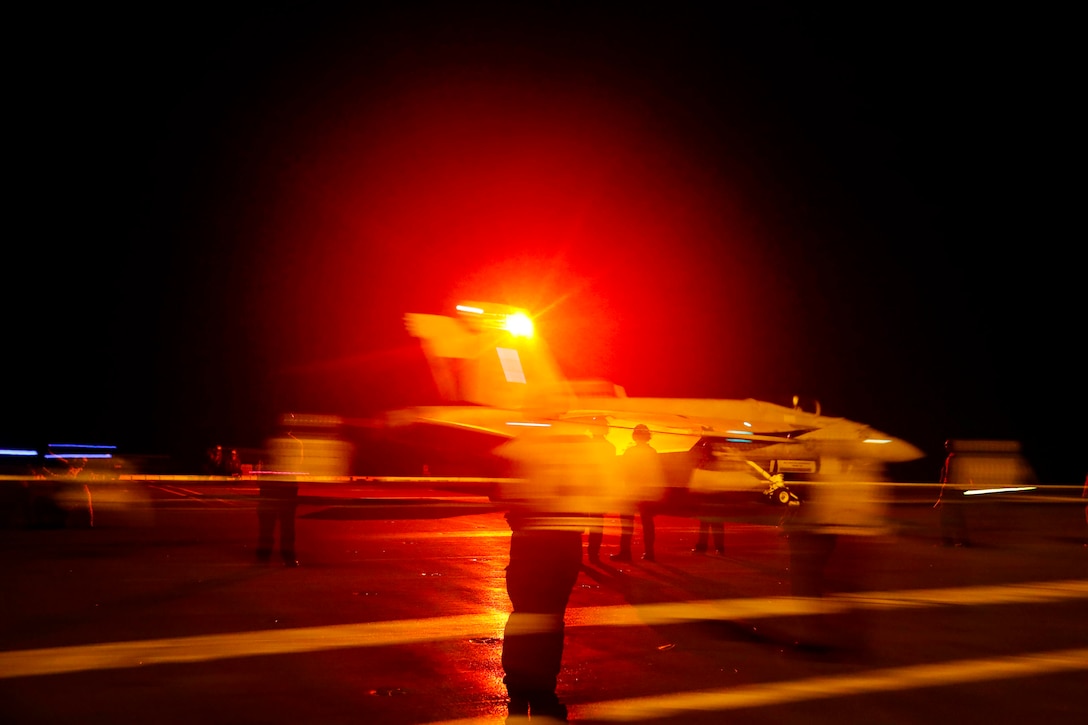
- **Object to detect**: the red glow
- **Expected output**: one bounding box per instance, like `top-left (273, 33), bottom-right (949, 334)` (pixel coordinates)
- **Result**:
top-left (243, 65), bottom-right (769, 414)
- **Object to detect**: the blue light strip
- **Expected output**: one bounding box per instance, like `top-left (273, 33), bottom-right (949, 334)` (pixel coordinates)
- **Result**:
top-left (0, 449), bottom-right (39, 457)
top-left (45, 453), bottom-right (113, 460)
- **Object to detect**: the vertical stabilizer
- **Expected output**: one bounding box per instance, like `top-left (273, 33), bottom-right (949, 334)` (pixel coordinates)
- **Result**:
top-left (405, 303), bottom-right (573, 412)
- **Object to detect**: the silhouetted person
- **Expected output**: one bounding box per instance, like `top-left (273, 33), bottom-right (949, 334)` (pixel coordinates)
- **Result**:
top-left (204, 444), bottom-right (224, 475)
top-left (226, 448), bottom-right (243, 476)
top-left (611, 424), bottom-right (667, 562)
top-left (256, 476), bottom-right (299, 567)
top-left (688, 442), bottom-right (724, 554)
top-left (495, 430), bottom-right (608, 722)
top-left (782, 461), bottom-right (885, 655)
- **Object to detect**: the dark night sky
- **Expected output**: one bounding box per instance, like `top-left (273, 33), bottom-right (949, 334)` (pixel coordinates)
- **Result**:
top-left (6, 4), bottom-right (1082, 482)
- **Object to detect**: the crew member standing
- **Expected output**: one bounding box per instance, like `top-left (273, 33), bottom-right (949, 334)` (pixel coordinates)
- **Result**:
top-left (688, 442), bottom-right (725, 554)
top-left (256, 476), bottom-right (299, 567)
top-left (259, 419), bottom-right (305, 567)
top-left (936, 440), bottom-right (971, 547)
top-left (495, 429), bottom-right (607, 722)
top-left (611, 424), bottom-right (667, 562)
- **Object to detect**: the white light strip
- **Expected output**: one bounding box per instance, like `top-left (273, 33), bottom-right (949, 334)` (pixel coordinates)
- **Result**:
top-left (963, 486), bottom-right (1037, 496)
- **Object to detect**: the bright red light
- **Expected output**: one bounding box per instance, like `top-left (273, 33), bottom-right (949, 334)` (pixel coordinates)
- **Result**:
top-left (503, 312), bottom-right (534, 338)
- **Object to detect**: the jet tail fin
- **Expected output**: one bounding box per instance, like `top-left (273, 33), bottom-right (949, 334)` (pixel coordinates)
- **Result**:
top-left (405, 303), bottom-right (574, 412)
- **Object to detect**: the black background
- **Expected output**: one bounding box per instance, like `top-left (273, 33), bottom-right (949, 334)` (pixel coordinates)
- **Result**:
top-left (6, 4), bottom-right (1081, 483)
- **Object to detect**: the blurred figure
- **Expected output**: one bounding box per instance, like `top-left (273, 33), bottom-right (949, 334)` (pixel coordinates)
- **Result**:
top-left (683, 439), bottom-right (735, 553)
top-left (257, 413), bottom-right (354, 568)
top-left (611, 424), bottom-right (667, 562)
top-left (687, 443), bottom-right (725, 554)
top-left (256, 476), bottom-right (299, 567)
top-left (226, 448), bottom-right (243, 476)
top-left (265, 413), bottom-right (353, 478)
top-left (936, 440), bottom-right (971, 547)
top-left (204, 444), bottom-right (224, 475)
top-left (583, 417), bottom-right (617, 564)
top-left (495, 429), bottom-right (610, 722)
top-left (693, 518), bottom-right (725, 555)
top-left (935, 439), bottom-right (1039, 547)
top-left (259, 422), bottom-right (303, 568)
top-left (782, 459), bottom-right (887, 654)
top-left (69, 457), bottom-right (94, 528)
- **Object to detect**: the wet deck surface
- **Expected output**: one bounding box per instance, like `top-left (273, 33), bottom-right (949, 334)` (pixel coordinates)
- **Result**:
top-left (1, 480), bottom-right (1086, 724)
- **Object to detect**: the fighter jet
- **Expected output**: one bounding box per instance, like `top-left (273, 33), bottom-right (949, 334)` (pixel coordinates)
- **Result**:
top-left (384, 301), bottom-right (924, 508)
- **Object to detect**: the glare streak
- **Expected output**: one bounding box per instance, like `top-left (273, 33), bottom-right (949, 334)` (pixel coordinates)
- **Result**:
top-left (964, 486), bottom-right (1037, 496)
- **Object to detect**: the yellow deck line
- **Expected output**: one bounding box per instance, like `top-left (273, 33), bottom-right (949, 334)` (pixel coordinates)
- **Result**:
top-left (2, 578), bottom-right (1087, 680)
